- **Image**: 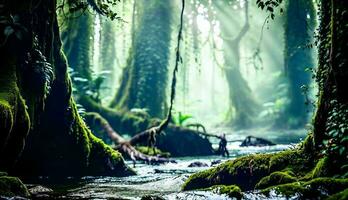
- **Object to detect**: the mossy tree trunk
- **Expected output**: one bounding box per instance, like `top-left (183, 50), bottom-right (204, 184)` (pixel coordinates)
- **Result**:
top-left (275, 0), bottom-right (317, 129)
top-left (110, 0), bottom-right (173, 118)
top-left (61, 13), bottom-right (93, 81)
top-left (213, 0), bottom-right (259, 128)
top-left (0, 1), bottom-right (133, 177)
top-left (313, 0), bottom-right (348, 156)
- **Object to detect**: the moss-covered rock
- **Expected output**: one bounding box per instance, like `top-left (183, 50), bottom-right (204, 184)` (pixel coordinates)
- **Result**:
top-left (205, 185), bottom-right (242, 199)
top-left (0, 176), bottom-right (30, 197)
top-left (262, 178), bottom-right (348, 199)
top-left (182, 149), bottom-right (314, 191)
top-left (182, 153), bottom-right (273, 191)
top-left (327, 188), bottom-right (348, 200)
top-left (255, 171), bottom-right (297, 189)
top-left (135, 146), bottom-right (170, 157)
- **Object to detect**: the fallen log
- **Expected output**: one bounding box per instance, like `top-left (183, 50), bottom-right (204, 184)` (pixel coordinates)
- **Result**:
top-left (86, 112), bottom-right (176, 165)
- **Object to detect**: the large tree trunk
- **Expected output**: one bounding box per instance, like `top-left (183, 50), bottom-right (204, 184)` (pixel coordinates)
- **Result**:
top-left (110, 0), bottom-right (173, 118)
top-left (275, 0), bottom-right (317, 129)
top-left (313, 0), bottom-right (348, 154)
top-left (0, 1), bottom-right (133, 177)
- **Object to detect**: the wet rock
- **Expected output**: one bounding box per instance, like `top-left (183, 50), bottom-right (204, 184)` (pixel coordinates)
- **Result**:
top-left (28, 185), bottom-right (53, 195)
top-left (211, 160), bottom-right (222, 166)
top-left (240, 136), bottom-right (275, 147)
top-left (141, 195), bottom-right (165, 200)
top-left (188, 161), bottom-right (209, 167)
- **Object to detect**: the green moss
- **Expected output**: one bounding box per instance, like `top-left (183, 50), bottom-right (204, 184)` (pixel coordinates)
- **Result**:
top-left (0, 54), bottom-right (30, 171)
top-left (311, 157), bottom-right (330, 178)
top-left (255, 171), bottom-right (297, 189)
top-left (327, 188), bottom-right (348, 200)
top-left (0, 176), bottom-right (30, 197)
top-left (182, 153), bottom-right (273, 191)
top-left (205, 185), bottom-right (242, 199)
top-left (182, 149), bottom-right (314, 191)
top-left (135, 146), bottom-right (170, 157)
top-left (262, 178), bottom-right (348, 199)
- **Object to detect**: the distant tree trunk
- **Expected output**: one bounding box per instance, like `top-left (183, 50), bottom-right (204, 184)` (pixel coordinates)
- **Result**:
top-left (214, 0), bottom-right (259, 128)
top-left (61, 13), bottom-right (93, 80)
top-left (275, 0), bottom-right (317, 129)
top-left (110, 0), bottom-right (173, 118)
top-left (0, 1), bottom-right (132, 177)
top-left (99, 18), bottom-right (116, 88)
top-left (313, 0), bottom-right (348, 152)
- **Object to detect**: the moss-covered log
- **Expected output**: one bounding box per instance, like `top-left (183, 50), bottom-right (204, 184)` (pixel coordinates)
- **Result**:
top-left (84, 112), bottom-right (175, 165)
top-left (83, 102), bottom-right (214, 157)
top-left (0, 1), bottom-right (133, 177)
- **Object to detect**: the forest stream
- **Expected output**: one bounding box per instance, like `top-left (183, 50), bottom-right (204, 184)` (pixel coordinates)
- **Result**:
top-left (25, 129), bottom-right (301, 200)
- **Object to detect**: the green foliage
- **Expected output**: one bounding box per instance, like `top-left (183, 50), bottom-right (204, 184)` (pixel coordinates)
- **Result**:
top-left (0, 14), bottom-right (26, 45)
top-left (323, 99), bottom-right (348, 157)
top-left (256, 0), bottom-right (283, 20)
top-left (173, 112), bottom-right (192, 126)
top-left (58, 0), bottom-right (121, 20)
top-left (71, 69), bottom-right (111, 103)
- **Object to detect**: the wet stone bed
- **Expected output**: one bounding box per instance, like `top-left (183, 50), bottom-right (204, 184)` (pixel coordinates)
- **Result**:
top-left (23, 144), bottom-right (292, 200)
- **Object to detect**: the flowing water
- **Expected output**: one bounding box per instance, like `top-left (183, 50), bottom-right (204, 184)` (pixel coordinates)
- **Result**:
top-left (27, 130), bottom-right (306, 200)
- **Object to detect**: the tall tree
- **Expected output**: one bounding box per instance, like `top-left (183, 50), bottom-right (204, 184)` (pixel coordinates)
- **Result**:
top-left (99, 18), bottom-right (117, 89)
top-left (275, 0), bottom-right (317, 128)
top-left (0, 0), bottom-right (132, 177)
top-left (110, 0), bottom-right (173, 118)
top-left (213, 0), bottom-right (259, 128)
top-left (61, 13), bottom-right (93, 80)
top-left (313, 0), bottom-right (348, 158)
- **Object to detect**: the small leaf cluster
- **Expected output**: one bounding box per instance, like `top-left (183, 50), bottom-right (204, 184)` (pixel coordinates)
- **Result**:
top-left (256, 0), bottom-right (283, 20)
top-left (70, 69), bottom-right (110, 103)
top-left (0, 14), bottom-right (27, 46)
top-left (323, 99), bottom-right (348, 159)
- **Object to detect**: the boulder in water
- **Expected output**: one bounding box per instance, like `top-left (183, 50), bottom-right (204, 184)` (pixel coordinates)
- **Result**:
top-left (188, 161), bottom-right (209, 167)
top-left (211, 160), bottom-right (222, 166)
top-left (240, 136), bottom-right (275, 147)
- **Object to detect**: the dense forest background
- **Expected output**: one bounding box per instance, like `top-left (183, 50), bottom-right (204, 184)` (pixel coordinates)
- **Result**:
top-left (0, 0), bottom-right (347, 199)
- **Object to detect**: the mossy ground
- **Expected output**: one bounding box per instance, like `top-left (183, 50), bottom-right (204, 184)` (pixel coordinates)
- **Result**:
top-left (182, 135), bottom-right (348, 199)
top-left (255, 171), bottom-right (297, 189)
top-left (204, 185), bottom-right (242, 199)
top-left (0, 176), bottom-right (30, 197)
top-left (261, 178), bottom-right (348, 199)
top-left (182, 148), bottom-right (313, 191)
